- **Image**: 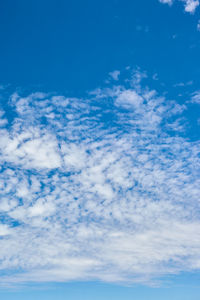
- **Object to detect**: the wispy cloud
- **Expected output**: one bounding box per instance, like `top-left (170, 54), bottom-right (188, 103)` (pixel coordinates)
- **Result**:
top-left (197, 20), bottom-right (200, 30)
top-left (191, 90), bottom-right (200, 103)
top-left (159, 0), bottom-right (173, 5)
top-left (0, 72), bottom-right (199, 287)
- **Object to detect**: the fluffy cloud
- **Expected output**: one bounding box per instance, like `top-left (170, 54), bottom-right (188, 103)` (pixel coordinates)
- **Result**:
top-left (159, 0), bottom-right (200, 13)
top-left (0, 72), bottom-right (200, 287)
top-left (183, 0), bottom-right (199, 12)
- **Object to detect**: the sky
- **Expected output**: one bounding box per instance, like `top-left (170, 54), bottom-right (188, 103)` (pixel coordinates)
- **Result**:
top-left (0, 0), bottom-right (200, 299)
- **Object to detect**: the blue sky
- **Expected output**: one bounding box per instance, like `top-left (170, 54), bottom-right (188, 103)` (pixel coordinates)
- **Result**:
top-left (0, 0), bottom-right (200, 299)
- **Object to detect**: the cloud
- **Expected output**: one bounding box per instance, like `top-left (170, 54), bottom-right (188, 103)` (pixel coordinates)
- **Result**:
top-left (109, 70), bottom-right (120, 81)
top-left (159, 0), bottom-right (173, 5)
top-left (159, 0), bottom-right (200, 13)
top-left (191, 91), bottom-right (200, 103)
top-left (0, 71), bottom-right (200, 287)
top-left (183, 0), bottom-right (199, 13)
top-left (173, 80), bottom-right (193, 87)
top-left (197, 20), bottom-right (200, 30)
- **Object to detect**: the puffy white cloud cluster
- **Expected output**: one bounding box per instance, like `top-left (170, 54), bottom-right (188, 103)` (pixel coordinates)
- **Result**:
top-left (183, 0), bottom-right (199, 12)
top-left (0, 73), bottom-right (200, 287)
top-left (159, 0), bottom-right (199, 13)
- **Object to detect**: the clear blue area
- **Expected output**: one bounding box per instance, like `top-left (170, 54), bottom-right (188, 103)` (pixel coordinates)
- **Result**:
top-left (0, 280), bottom-right (200, 300)
top-left (0, 0), bottom-right (200, 95)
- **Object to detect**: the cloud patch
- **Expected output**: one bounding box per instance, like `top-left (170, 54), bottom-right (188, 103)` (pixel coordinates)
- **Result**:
top-left (109, 70), bottom-right (121, 81)
top-left (0, 72), bottom-right (200, 287)
top-left (159, 0), bottom-right (200, 13)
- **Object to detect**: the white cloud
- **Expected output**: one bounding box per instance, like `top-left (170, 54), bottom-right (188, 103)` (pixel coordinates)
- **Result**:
top-left (109, 70), bottom-right (120, 81)
top-left (197, 20), bottom-right (200, 30)
top-left (159, 0), bottom-right (200, 13)
top-left (115, 89), bottom-right (143, 108)
top-left (0, 128), bottom-right (61, 169)
top-left (0, 224), bottom-right (12, 236)
top-left (183, 0), bottom-right (199, 13)
top-left (0, 72), bottom-right (199, 287)
top-left (159, 0), bottom-right (173, 5)
top-left (191, 91), bottom-right (200, 103)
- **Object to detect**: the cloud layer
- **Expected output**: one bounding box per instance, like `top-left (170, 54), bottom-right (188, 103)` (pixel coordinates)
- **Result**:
top-left (0, 72), bottom-right (200, 287)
